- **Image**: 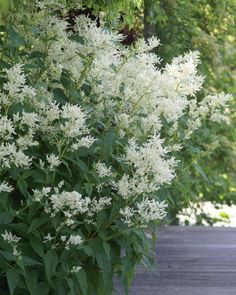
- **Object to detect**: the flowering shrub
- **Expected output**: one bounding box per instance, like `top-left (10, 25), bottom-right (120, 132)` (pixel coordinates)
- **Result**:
top-left (0, 1), bottom-right (230, 294)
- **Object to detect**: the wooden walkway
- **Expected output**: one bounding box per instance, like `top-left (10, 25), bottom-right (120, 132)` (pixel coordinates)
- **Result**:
top-left (119, 226), bottom-right (236, 295)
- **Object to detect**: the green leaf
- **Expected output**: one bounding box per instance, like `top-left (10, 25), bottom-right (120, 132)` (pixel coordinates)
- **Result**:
top-left (36, 283), bottom-right (49, 295)
top-left (0, 253), bottom-right (8, 269)
top-left (25, 270), bottom-right (38, 295)
top-left (9, 223), bottom-right (28, 233)
top-left (102, 241), bottom-right (110, 259)
top-left (53, 88), bottom-right (68, 104)
top-left (0, 192), bottom-right (9, 208)
top-left (96, 246), bottom-right (111, 285)
top-left (69, 35), bottom-right (86, 45)
top-left (75, 157), bottom-right (89, 173)
top-left (68, 278), bottom-right (76, 295)
top-left (82, 245), bottom-right (94, 259)
top-left (110, 200), bottom-right (123, 219)
top-left (28, 216), bottom-right (48, 233)
top-left (96, 211), bottom-right (107, 229)
top-left (17, 178), bottom-right (28, 197)
top-left (6, 270), bottom-right (18, 295)
top-left (44, 250), bottom-right (58, 282)
top-left (84, 183), bottom-right (93, 196)
top-left (0, 212), bottom-right (13, 224)
top-left (29, 50), bottom-right (46, 59)
top-left (29, 236), bottom-right (44, 257)
top-left (22, 256), bottom-right (42, 266)
top-left (193, 163), bottom-right (210, 183)
top-left (75, 269), bottom-right (87, 295)
top-left (0, 250), bottom-right (16, 262)
top-left (7, 24), bottom-right (26, 47)
top-left (31, 170), bottom-right (46, 184)
top-left (27, 203), bottom-right (42, 221)
top-left (102, 130), bottom-right (116, 157)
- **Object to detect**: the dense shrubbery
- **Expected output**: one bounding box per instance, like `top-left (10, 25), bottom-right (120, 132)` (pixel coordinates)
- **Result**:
top-left (0, 0), bottom-right (231, 294)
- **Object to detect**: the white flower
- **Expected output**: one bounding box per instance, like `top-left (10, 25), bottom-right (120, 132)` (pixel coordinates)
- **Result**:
top-left (66, 234), bottom-right (83, 249)
top-left (46, 154), bottom-right (61, 170)
top-left (33, 187), bottom-right (51, 202)
top-left (117, 175), bottom-right (132, 199)
top-left (60, 235), bottom-right (67, 242)
top-left (71, 265), bottom-right (82, 273)
top-left (119, 136), bottom-right (176, 198)
top-left (136, 199), bottom-right (167, 224)
top-left (20, 111), bottom-right (39, 128)
top-left (0, 116), bottom-right (15, 140)
top-left (71, 135), bottom-right (96, 150)
top-left (120, 207), bottom-right (135, 225)
top-left (12, 246), bottom-right (22, 259)
top-left (95, 162), bottom-right (112, 178)
top-left (1, 231), bottom-right (22, 259)
top-left (2, 230), bottom-right (21, 243)
top-left (0, 181), bottom-right (13, 194)
top-left (60, 104), bottom-right (87, 138)
top-left (3, 64), bottom-right (26, 96)
top-left (135, 36), bottom-right (160, 53)
top-left (50, 190), bottom-right (90, 218)
top-left (43, 233), bottom-right (54, 242)
top-left (90, 197), bottom-right (112, 213)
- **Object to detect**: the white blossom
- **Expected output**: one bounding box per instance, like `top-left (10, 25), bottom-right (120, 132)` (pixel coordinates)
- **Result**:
top-left (43, 233), bottom-right (54, 242)
top-left (66, 234), bottom-right (83, 249)
top-left (46, 154), bottom-right (61, 170)
top-left (50, 190), bottom-right (90, 217)
top-left (136, 199), bottom-right (168, 224)
top-left (2, 230), bottom-right (21, 243)
top-left (0, 181), bottom-right (13, 194)
top-left (71, 265), bottom-right (82, 273)
top-left (33, 187), bottom-right (51, 202)
top-left (1, 231), bottom-right (22, 259)
top-left (95, 162), bottom-right (112, 178)
top-left (120, 207), bottom-right (135, 226)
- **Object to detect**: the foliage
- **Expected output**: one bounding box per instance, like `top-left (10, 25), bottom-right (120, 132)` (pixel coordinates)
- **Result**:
top-left (82, 0), bottom-right (143, 26)
top-left (0, 0), bottom-right (230, 294)
top-left (143, 0), bottom-right (236, 224)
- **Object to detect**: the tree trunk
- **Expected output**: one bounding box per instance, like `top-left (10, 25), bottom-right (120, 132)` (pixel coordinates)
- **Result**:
top-left (143, 0), bottom-right (156, 39)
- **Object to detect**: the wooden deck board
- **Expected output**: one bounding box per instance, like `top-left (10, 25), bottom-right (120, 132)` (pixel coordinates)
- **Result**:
top-left (118, 226), bottom-right (236, 294)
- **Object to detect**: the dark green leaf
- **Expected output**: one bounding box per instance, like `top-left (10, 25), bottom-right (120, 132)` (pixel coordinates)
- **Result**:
top-left (22, 256), bottom-right (42, 266)
top-left (8, 24), bottom-right (26, 47)
top-left (193, 163), bottom-right (210, 183)
top-left (75, 269), bottom-right (87, 295)
top-left (6, 270), bottom-right (18, 295)
top-left (29, 236), bottom-right (44, 257)
top-left (44, 250), bottom-right (58, 282)
top-left (17, 178), bottom-right (28, 197)
top-left (75, 157), bottom-right (89, 173)
top-left (25, 270), bottom-right (38, 295)
top-left (103, 130), bottom-right (116, 157)
top-left (84, 183), bottom-right (93, 196)
top-left (0, 212), bottom-right (13, 224)
top-left (28, 216), bottom-right (48, 233)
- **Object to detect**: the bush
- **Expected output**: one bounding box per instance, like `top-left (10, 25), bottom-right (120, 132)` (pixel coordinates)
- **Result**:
top-left (0, 0), bottom-right (230, 294)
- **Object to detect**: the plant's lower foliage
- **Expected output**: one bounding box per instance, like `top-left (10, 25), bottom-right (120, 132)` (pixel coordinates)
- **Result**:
top-left (0, 1), bottom-right (230, 294)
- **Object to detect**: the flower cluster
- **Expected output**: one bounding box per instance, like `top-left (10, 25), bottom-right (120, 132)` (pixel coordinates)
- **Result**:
top-left (1, 230), bottom-right (22, 260)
